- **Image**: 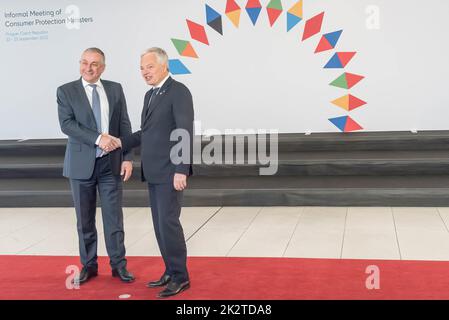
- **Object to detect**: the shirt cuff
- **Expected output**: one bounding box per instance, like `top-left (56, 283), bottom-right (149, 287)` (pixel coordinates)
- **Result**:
top-left (95, 134), bottom-right (102, 146)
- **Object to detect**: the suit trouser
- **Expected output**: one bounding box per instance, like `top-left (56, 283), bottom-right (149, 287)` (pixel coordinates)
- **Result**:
top-left (148, 182), bottom-right (189, 283)
top-left (70, 155), bottom-right (127, 270)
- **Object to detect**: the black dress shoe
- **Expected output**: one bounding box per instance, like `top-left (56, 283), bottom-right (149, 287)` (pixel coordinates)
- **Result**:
top-left (146, 274), bottom-right (171, 288)
top-left (157, 280), bottom-right (190, 298)
top-left (76, 266), bottom-right (98, 285)
top-left (112, 267), bottom-right (135, 283)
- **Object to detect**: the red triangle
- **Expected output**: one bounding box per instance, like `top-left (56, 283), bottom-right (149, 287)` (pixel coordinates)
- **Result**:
top-left (344, 117), bottom-right (363, 132)
top-left (337, 52), bottom-right (356, 67)
top-left (345, 73), bottom-right (364, 89)
top-left (267, 8), bottom-right (282, 26)
top-left (246, 0), bottom-right (261, 9)
top-left (348, 95), bottom-right (366, 110)
top-left (186, 20), bottom-right (209, 45)
top-left (226, 0), bottom-right (240, 13)
top-left (302, 12), bottom-right (324, 41)
top-left (315, 36), bottom-right (333, 53)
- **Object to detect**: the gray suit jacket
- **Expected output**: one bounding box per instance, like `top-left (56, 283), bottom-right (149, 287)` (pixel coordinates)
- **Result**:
top-left (121, 77), bottom-right (194, 184)
top-left (57, 78), bottom-right (133, 180)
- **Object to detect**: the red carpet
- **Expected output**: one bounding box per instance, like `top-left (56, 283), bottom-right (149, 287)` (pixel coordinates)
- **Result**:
top-left (1, 255), bottom-right (449, 300)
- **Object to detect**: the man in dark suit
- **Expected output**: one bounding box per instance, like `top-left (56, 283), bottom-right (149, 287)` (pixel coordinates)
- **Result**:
top-left (116, 47), bottom-right (194, 298)
top-left (57, 48), bottom-right (135, 285)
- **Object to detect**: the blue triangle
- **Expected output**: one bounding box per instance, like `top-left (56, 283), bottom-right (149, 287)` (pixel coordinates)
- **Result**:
top-left (324, 53), bottom-right (343, 69)
top-left (168, 59), bottom-right (191, 75)
top-left (324, 30), bottom-right (343, 48)
top-left (287, 12), bottom-right (302, 32)
top-left (246, 7), bottom-right (261, 26)
top-left (329, 116), bottom-right (348, 132)
top-left (206, 4), bottom-right (221, 24)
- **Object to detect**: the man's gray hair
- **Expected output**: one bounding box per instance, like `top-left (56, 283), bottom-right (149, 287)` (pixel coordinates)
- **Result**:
top-left (141, 47), bottom-right (169, 65)
top-left (83, 47), bottom-right (105, 64)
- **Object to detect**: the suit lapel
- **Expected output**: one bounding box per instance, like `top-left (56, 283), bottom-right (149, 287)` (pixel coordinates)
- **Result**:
top-left (141, 90), bottom-right (151, 126)
top-left (144, 77), bottom-right (174, 123)
top-left (101, 80), bottom-right (115, 122)
top-left (75, 79), bottom-right (98, 130)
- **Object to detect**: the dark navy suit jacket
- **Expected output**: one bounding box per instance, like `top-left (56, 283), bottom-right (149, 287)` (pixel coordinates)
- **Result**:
top-left (121, 77), bottom-right (194, 184)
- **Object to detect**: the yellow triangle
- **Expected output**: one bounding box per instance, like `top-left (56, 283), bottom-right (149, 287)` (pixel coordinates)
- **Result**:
top-left (288, 0), bottom-right (303, 18)
top-left (331, 95), bottom-right (350, 111)
top-left (226, 10), bottom-right (241, 28)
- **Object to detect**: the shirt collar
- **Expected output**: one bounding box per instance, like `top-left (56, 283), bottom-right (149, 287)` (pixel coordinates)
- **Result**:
top-left (152, 74), bottom-right (170, 90)
top-left (82, 78), bottom-right (104, 90)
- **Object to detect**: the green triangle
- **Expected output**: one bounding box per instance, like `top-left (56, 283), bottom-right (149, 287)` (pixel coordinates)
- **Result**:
top-left (171, 39), bottom-right (188, 55)
top-left (330, 73), bottom-right (349, 89)
top-left (268, 0), bottom-right (283, 10)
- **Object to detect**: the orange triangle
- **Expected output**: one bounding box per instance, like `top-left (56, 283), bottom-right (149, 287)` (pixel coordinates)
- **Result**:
top-left (182, 42), bottom-right (198, 58)
top-left (331, 95), bottom-right (350, 111)
top-left (226, 10), bottom-right (241, 27)
top-left (288, 0), bottom-right (303, 17)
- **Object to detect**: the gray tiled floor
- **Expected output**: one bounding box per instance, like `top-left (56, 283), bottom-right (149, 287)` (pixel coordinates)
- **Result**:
top-left (2, 207), bottom-right (449, 261)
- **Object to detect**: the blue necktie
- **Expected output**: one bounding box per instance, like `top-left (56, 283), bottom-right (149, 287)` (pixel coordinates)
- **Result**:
top-left (89, 84), bottom-right (103, 158)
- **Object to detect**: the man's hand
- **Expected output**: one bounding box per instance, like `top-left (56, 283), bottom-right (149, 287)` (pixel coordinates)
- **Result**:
top-left (121, 161), bottom-right (133, 182)
top-left (99, 134), bottom-right (121, 152)
top-left (173, 173), bottom-right (187, 191)
top-left (113, 136), bottom-right (122, 149)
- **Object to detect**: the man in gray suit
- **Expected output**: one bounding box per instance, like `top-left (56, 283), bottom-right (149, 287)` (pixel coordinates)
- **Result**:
top-left (115, 47), bottom-right (194, 298)
top-left (57, 48), bottom-right (135, 284)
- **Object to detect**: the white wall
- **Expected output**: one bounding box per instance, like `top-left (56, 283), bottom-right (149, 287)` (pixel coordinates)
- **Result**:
top-left (1, 0), bottom-right (448, 139)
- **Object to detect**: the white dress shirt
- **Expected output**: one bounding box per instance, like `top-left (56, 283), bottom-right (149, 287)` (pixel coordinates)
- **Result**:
top-left (81, 78), bottom-right (110, 146)
top-left (152, 74), bottom-right (170, 90)
top-left (146, 74), bottom-right (170, 111)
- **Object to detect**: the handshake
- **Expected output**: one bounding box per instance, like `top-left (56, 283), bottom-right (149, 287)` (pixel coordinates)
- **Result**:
top-left (98, 133), bottom-right (122, 153)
